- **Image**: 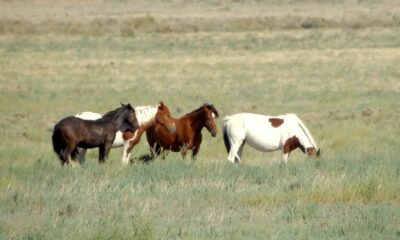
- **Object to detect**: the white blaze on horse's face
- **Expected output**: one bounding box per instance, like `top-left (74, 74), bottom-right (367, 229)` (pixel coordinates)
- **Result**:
top-left (206, 111), bottom-right (218, 137)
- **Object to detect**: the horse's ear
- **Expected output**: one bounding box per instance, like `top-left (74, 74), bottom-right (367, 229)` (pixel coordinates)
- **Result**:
top-left (120, 102), bottom-right (126, 107)
top-left (126, 103), bottom-right (133, 109)
top-left (159, 101), bottom-right (165, 107)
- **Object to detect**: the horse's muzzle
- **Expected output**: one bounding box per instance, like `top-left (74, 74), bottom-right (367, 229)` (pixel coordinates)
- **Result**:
top-left (211, 130), bottom-right (217, 137)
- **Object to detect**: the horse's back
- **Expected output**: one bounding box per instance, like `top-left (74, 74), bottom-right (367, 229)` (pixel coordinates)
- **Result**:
top-left (224, 112), bottom-right (285, 151)
top-left (56, 116), bottom-right (82, 127)
top-left (224, 113), bottom-right (273, 130)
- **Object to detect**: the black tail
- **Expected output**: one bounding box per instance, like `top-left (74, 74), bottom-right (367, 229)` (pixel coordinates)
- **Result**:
top-left (52, 124), bottom-right (65, 163)
top-left (223, 124), bottom-right (231, 154)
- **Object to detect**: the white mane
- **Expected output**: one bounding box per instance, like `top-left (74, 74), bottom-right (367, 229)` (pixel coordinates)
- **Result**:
top-left (286, 113), bottom-right (318, 149)
top-left (134, 105), bottom-right (160, 126)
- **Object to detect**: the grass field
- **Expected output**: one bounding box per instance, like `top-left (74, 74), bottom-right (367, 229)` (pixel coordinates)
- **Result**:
top-left (1, 0), bottom-right (400, 239)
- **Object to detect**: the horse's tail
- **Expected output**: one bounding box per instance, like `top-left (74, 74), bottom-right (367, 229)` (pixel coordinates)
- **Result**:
top-left (222, 118), bottom-right (231, 153)
top-left (52, 124), bottom-right (65, 162)
top-left (291, 114), bottom-right (318, 149)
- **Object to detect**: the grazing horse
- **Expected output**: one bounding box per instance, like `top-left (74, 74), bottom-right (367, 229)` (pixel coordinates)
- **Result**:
top-left (75, 102), bottom-right (176, 164)
top-left (146, 103), bottom-right (219, 160)
top-left (223, 113), bottom-right (320, 164)
top-left (52, 103), bottom-right (139, 166)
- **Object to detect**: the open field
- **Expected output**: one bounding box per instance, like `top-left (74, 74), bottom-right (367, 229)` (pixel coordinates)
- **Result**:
top-left (1, 0), bottom-right (400, 239)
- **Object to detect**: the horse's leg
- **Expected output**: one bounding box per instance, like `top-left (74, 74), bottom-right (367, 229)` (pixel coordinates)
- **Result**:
top-left (280, 149), bottom-right (289, 164)
top-left (121, 141), bottom-right (130, 164)
top-left (237, 141), bottom-right (245, 162)
top-left (98, 144), bottom-right (106, 163)
top-left (181, 149), bottom-right (188, 160)
top-left (122, 128), bottom-right (145, 164)
top-left (60, 149), bottom-right (68, 166)
top-left (62, 141), bottom-right (76, 166)
top-left (146, 127), bottom-right (158, 159)
top-left (225, 126), bottom-right (245, 163)
top-left (158, 145), bottom-right (169, 160)
top-left (102, 142), bottom-right (114, 163)
top-left (150, 143), bottom-right (162, 158)
top-left (78, 148), bottom-right (87, 165)
top-left (191, 135), bottom-right (202, 161)
top-left (191, 146), bottom-right (199, 161)
top-left (228, 141), bottom-right (243, 163)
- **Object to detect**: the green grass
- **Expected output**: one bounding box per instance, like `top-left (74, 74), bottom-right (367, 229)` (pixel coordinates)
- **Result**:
top-left (1, 0), bottom-right (400, 239)
top-left (1, 156), bottom-right (399, 239)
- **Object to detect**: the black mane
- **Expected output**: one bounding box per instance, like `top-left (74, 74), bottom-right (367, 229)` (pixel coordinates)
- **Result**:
top-left (205, 103), bottom-right (219, 118)
top-left (102, 103), bottom-right (132, 121)
top-left (185, 103), bottom-right (219, 118)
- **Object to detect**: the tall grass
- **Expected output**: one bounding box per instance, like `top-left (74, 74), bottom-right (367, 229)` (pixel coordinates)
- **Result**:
top-left (1, 154), bottom-right (399, 239)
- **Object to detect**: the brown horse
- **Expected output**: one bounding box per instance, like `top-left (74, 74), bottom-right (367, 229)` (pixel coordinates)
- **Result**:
top-left (52, 103), bottom-right (139, 165)
top-left (146, 103), bottom-right (219, 160)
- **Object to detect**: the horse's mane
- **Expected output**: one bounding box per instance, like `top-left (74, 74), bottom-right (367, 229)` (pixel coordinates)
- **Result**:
top-left (205, 104), bottom-right (219, 117)
top-left (134, 105), bottom-right (159, 126)
top-left (287, 113), bottom-right (318, 149)
top-left (102, 104), bottom-right (131, 121)
top-left (185, 103), bottom-right (219, 117)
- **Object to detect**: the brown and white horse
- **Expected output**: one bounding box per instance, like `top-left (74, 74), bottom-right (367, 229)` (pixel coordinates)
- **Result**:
top-left (146, 103), bottom-right (219, 160)
top-left (223, 113), bottom-right (320, 164)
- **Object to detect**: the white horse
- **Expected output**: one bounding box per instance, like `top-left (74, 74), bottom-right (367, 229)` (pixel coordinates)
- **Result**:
top-left (75, 104), bottom-right (173, 165)
top-left (222, 113), bottom-right (320, 164)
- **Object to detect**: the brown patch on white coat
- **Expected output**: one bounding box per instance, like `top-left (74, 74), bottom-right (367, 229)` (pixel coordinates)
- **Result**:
top-left (269, 118), bottom-right (284, 128)
top-left (283, 136), bottom-right (320, 157)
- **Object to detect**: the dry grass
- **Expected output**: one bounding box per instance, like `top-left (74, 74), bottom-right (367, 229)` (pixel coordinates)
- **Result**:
top-left (1, 0), bottom-right (400, 35)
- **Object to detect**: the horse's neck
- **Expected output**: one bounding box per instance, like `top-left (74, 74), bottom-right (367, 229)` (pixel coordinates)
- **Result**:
top-left (291, 122), bottom-right (314, 149)
top-left (100, 116), bottom-right (122, 130)
top-left (102, 111), bottom-right (130, 131)
top-left (185, 110), bottom-right (205, 132)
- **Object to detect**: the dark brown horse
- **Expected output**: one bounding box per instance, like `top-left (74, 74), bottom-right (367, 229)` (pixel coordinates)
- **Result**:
top-left (146, 103), bottom-right (219, 160)
top-left (52, 103), bottom-right (139, 165)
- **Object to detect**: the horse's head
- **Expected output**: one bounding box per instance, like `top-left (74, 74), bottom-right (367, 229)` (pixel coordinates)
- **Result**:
top-left (202, 103), bottom-right (219, 137)
top-left (306, 147), bottom-right (321, 158)
top-left (155, 102), bottom-right (176, 134)
top-left (121, 103), bottom-right (140, 131)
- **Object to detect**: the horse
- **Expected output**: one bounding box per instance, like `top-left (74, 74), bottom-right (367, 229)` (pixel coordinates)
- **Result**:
top-left (52, 103), bottom-right (139, 166)
top-left (146, 103), bottom-right (219, 160)
top-left (75, 102), bottom-right (176, 164)
top-left (222, 113), bottom-right (320, 164)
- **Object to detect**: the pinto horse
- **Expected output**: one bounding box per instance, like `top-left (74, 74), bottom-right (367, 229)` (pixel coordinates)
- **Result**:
top-left (146, 103), bottom-right (219, 160)
top-left (52, 103), bottom-right (139, 166)
top-left (223, 113), bottom-right (320, 164)
top-left (75, 102), bottom-right (176, 164)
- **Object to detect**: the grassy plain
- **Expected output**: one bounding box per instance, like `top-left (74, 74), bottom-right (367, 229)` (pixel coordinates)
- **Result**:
top-left (1, 0), bottom-right (400, 239)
